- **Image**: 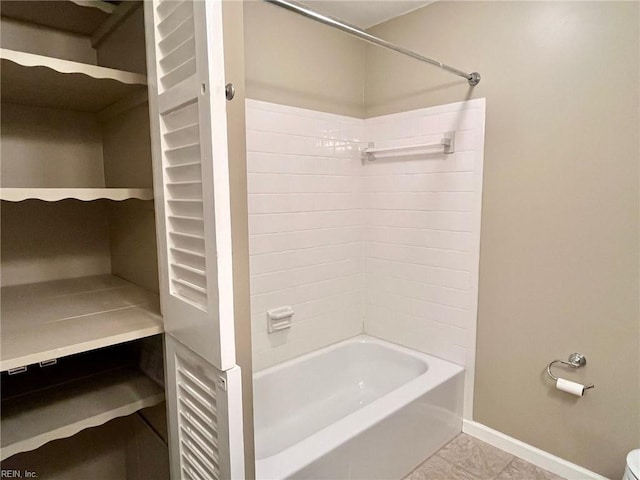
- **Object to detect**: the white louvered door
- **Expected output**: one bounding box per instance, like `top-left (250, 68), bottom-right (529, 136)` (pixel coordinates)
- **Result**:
top-left (146, 0), bottom-right (235, 371)
top-left (165, 335), bottom-right (244, 480)
top-left (144, 0), bottom-right (244, 478)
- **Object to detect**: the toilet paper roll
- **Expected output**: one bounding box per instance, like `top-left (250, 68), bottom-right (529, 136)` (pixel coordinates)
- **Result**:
top-left (556, 378), bottom-right (585, 397)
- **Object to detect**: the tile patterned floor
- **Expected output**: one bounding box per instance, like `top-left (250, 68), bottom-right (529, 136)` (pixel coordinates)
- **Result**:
top-left (403, 434), bottom-right (566, 480)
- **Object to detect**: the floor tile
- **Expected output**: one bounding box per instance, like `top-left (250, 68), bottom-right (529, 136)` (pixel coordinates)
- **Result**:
top-left (405, 455), bottom-right (478, 480)
top-left (436, 434), bottom-right (514, 479)
top-left (495, 458), bottom-right (566, 480)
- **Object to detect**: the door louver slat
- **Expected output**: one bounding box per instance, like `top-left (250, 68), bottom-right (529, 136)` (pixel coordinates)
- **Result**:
top-left (175, 352), bottom-right (221, 479)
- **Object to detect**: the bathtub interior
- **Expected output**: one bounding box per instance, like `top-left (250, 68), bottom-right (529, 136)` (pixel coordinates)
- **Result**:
top-left (253, 337), bottom-right (455, 461)
top-left (253, 336), bottom-right (465, 479)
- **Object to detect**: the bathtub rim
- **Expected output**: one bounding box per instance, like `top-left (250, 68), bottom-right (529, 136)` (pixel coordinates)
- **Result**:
top-left (254, 334), bottom-right (465, 479)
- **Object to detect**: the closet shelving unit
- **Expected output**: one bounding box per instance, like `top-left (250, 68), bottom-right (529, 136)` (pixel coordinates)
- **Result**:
top-left (0, 0), bottom-right (118, 35)
top-left (0, 188), bottom-right (154, 201)
top-left (0, 38), bottom-right (152, 202)
top-left (1, 366), bottom-right (164, 460)
top-left (1, 0), bottom-right (167, 470)
top-left (1, 274), bottom-right (162, 372)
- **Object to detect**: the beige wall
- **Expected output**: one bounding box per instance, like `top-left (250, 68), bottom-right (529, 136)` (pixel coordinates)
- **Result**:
top-left (365, 2), bottom-right (639, 478)
top-left (243, 1), bottom-right (365, 118)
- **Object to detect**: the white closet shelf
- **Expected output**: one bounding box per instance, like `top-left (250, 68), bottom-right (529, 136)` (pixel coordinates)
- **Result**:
top-left (0, 1), bottom-right (116, 36)
top-left (0, 188), bottom-right (154, 202)
top-left (1, 367), bottom-right (164, 460)
top-left (0, 49), bottom-right (147, 112)
top-left (1, 275), bottom-right (163, 372)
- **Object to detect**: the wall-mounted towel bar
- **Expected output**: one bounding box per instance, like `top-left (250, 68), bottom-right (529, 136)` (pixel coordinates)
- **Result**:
top-left (362, 134), bottom-right (455, 162)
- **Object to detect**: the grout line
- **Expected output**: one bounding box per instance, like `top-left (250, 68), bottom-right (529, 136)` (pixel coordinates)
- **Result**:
top-left (364, 171), bottom-right (475, 179)
top-left (365, 189), bottom-right (475, 194)
top-left (249, 224), bottom-right (361, 237)
top-left (362, 170), bottom-right (475, 177)
top-left (250, 258), bottom-right (356, 279)
top-left (251, 288), bottom-right (362, 317)
top-left (248, 172), bottom-right (357, 178)
top-left (249, 225), bottom-right (365, 236)
top-left (250, 241), bottom-right (361, 257)
top-left (366, 208), bottom-right (472, 215)
top-left (246, 128), bottom-right (361, 140)
top-left (367, 255), bottom-right (471, 273)
top-left (247, 150), bottom-right (360, 159)
top-left (366, 240), bottom-right (470, 254)
top-left (250, 272), bottom-right (362, 296)
top-left (496, 458), bottom-right (517, 480)
top-left (363, 224), bottom-right (473, 234)
top-left (247, 151), bottom-right (360, 161)
top-left (366, 301), bottom-right (469, 328)
top-left (249, 190), bottom-right (359, 194)
top-left (365, 208), bottom-right (473, 214)
top-left (366, 271), bottom-right (470, 293)
top-left (249, 208), bottom-right (361, 216)
top-left (249, 192), bottom-right (358, 196)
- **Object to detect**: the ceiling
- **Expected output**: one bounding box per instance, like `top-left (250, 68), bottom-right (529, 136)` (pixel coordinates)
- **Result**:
top-left (300, 1), bottom-right (435, 29)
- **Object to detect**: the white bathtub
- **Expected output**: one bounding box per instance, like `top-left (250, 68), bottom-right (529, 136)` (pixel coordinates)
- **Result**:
top-left (253, 335), bottom-right (464, 479)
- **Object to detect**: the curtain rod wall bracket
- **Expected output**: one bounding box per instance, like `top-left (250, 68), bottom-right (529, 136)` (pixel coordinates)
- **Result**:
top-left (265, 0), bottom-right (481, 87)
top-left (469, 72), bottom-right (481, 86)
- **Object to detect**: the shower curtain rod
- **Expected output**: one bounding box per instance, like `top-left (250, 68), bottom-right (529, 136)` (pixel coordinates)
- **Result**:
top-left (264, 0), bottom-right (481, 86)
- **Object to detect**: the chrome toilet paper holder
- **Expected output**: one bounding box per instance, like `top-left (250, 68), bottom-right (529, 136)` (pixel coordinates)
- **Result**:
top-left (546, 353), bottom-right (594, 389)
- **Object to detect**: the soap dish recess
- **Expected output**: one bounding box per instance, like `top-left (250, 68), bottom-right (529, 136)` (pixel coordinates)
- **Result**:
top-left (267, 306), bottom-right (294, 333)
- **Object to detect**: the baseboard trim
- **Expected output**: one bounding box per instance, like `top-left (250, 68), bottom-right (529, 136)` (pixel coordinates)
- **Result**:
top-left (462, 420), bottom-right (610, 480)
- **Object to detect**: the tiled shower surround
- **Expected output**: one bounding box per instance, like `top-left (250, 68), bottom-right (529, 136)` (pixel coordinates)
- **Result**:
top-left (245, 99), bottom-right (485, 387)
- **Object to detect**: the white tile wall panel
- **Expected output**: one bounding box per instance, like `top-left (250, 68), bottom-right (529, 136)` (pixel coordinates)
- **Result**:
top-left (363, 172), bottom-right (476, 193)
top-left (250, 258), bottom-right (362, 295)
top-left (247, 131), bottom-right (359, 158)
top-left (365, 289), bottom-right (470, 330)
top-left (250, 243), bottom-right (362, 275)
top-left (247, 173), bottom-right (356, 195)
top-left (252, 291), bottom-right (361, 339)
top-left (252, 301), bottom-right (362, 371)
top-left (362, 152), bottom-right (475, 176)
top-left (250, 275), bottom-right (361, 317)
top-left (246, 100), bottom-right (364, 369)
top-left (363, 192), bottom-right (474, 212)
top-left (246, 96), bottom-right (485, 408)
top-left (365, 226), bottom-right (472, 251)
top-left (366, 274), bottom-right (471, 312)
top-left (365, 257), bottom-right (469, 290)
top-left (362, 99), bottom-right (485, 375)
top-left (364, 306), bottom-right (468, 366)
top-left (248, 211), bottom-right (362, 234)
top-left (248, 193), bottom-right (360, 214)
top-left (365, 242), bottom-right (470, 270)
top-left (249, 226), bottom-right (363, 255)
top-left (247, 153), bottom-right (360, 176)
top-left (365, 210), bottom-right (473, 232)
